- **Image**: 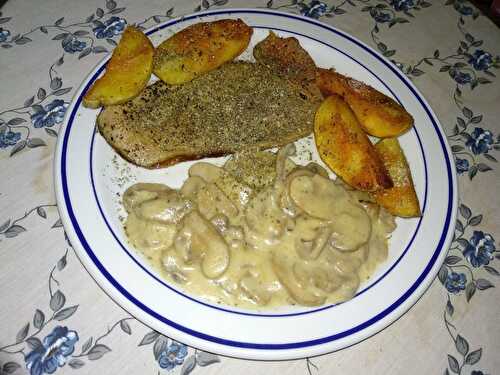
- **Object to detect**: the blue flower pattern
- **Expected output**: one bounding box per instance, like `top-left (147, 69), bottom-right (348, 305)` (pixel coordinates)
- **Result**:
top-left (0, 27), bottom-right (10, 42)
top-left (391, 0), bottom-right (415, 11)
top-left (372, 9), bottom-right (391, 23)
top-left (299, 1), bottom-right (328, 19)
top-left (445, 272), bottom-right (467, 294)
top-left (463, 231), bottom-right (495, 268)
top-left (466, 127), bottom-right (494, 155)
top-left (93, 17), bottom-right (126, 39)
top-left (455, 157), bottom-right (469, 174)
top-left (469, 50), bottom-right (493, 71)
top-left (25, 326), bottom-right (78, 375)
top-left (450, 69), bottom-right (472, 85)
top-left (0, 129), bottom-right (21, 148)
top-left (453, 0), bottom-right (475, 16)
top-left (157, 342), bottom-right (188, 370)
top-left (61, 36), bottom-right (86, 53)
top-left (31, 99), bottom-right (68, 128)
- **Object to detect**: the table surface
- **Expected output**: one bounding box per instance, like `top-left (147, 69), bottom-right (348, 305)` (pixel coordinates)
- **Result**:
top-left (1, 1), bottom-right (499, 374)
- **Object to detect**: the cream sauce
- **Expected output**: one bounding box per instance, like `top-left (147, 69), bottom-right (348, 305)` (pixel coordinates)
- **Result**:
top-left (123, 146), bottom-right (396, 309)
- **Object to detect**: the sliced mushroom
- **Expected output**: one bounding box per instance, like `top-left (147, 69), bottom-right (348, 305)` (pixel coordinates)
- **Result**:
top-left (188, 162), bottom-right (223, 182)
top-left (327, 247), bottom-right (364, 275)
top-left (162, 253), bottom-right (190, 283)
top-left (194, 186), bottom-right (218, 219)
top-left (182, 211), bottom-right (230, 279)
top-left (239, 274), bottom-right (272, 306)
top-left (289, 174), bottom-right (346, 219)
top-left (180, 175), bottom-right (206, 200)
top-left (295, 226), bottom-right (332, 260)
top-left (123, 183), bottom-right (172, 213)
top-left (329, 211), bottom-right (371, 252)
top-left (125, 215), bottom-right (177, 252)
top-left (293, 215), bottom-right (325, 240)
top-left (310, 268), bottom-right (340, 293)
top-left (334, 178), bottom-right (375, 203)
top-left (289, 174), bottom-right (371, 251)
top-left (280, 168), bottom-right (314, 217)
top-left (333, 274), bottom-right (360, 303)
top-left (135, 191), bottom-right (192, 224)
top-left (293, 263), bottom-right (338, 294)
top-left (305, 162), bottom-right (329, 178)
top-left (272, 256), bottom-right (326, 306)
top-left (173, 229), bottom-right (193, 264)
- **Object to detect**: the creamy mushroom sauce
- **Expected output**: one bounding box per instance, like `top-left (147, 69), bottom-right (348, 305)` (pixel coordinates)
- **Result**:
top-left (123, 145), bottom-right (396, 309)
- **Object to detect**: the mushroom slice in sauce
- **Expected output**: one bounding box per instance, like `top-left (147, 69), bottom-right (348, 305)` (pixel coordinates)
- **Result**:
top-left (181, 211), bottom-right (230, 279)
top-left (289, 174), bottom-right (371, 251)
top-left (272, 256), bottom-right (326, 307)
top-left (295, 226), bottom-right (332, 260)
top-left (188, 161), bottom-right (223, 182)
top-left (180, 175), bottom-right (206, 199)
top-left (239, 274), bottom-right (272, 306)
top-left (123, 183), bottom-right (172, 213)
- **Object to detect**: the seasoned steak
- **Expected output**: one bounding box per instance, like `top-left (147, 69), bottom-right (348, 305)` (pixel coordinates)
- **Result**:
top-left (97, 62), bottom-right (321, 168)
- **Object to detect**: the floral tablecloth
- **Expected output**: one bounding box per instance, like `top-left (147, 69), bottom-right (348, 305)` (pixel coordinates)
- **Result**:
top-left (1, 0), bottom-right (499, 374)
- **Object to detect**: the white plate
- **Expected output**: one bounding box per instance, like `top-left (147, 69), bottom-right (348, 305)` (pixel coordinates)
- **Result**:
top-left (54, 9), bottom-right (458, 360)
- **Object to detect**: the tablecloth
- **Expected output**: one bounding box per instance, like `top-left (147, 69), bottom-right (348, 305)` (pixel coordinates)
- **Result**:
top-left (1, 0), bottom-right (499, 374)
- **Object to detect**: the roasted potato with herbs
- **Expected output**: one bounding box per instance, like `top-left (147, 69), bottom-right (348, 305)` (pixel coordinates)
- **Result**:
top-left (253, 32), bottom-right (321, 101)
top-left (83, 26), bottom-right (154, 108)
top-left (372, 138), bottom-right (421, 217)
top-left (314, 94), bottom-right (393, 192)
top-left (316, 68), bottom-right (413, 138)
top-left (153, 19), bottom-right (252, 85)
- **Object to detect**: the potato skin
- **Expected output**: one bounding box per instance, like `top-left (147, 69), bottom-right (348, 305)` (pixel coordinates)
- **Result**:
top-left (372, 138), bottom-right (421, 217)
top-left (83, 26), bottom-right (154, 108)
top-left (314, 94), bottom-right (393, 191)
top-left (153, 19), bottom-right (252, 84)
top-left (316, 68), bottom-right (413, 138)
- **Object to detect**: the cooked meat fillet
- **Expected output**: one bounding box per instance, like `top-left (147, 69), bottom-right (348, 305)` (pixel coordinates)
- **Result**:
top-left (97, 62), bottom-right (320, 168)
top-left (253, 32), bottom-right (321, 101)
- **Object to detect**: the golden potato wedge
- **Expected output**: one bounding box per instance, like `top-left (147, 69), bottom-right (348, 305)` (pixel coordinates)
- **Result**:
top-left (372, 138), bottom-right (421, 217)
top-left (316, 68), bottom-right (413, 138)
top-left (314, 94), bottom-right (393, 191)
top-left (253, 32), bottom-right (321, 101)
top-left (83, 26), bottom-right (154, 108)
top-left (153, 19), bottom-right (252, 84)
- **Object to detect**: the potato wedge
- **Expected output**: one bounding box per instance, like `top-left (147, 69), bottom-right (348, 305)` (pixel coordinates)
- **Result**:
top-left (253, 32), bottom-right (321, 101)
top-left (372, 138), bottom-right (421, 217)
top-left (153, 19), bottom-right (252, 85)
top-left (316, 68), bottom-right (413, 138)
top-left (314, 94), bottom-right (393, 191)
top-left (83, 26), bottom-right (154, 108)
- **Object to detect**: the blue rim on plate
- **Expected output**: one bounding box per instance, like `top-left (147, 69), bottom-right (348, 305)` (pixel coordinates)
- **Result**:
top-left (55, 9), bottom-right (457, 358)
